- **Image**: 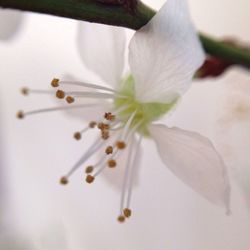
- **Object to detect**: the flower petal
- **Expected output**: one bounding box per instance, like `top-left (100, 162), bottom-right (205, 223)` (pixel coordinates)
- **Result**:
top-left (0, 10), bottom-right (22, 40)
top-left (149, 124), bottom-right (230, 212)
top-left (77, 22), bottom-right (126, 88)
top-left (129, 0), bottom-right (205, 103)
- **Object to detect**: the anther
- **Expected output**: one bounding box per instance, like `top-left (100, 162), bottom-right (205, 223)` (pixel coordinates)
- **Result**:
top-left (60, 176), bottom-right (68, 185)
top-left (21, 87), bottom-right (29, 95)
top-left (85, 166), bottom-right (94, 174)
top-left (105, 146), bottom-right (113, 155)
top-left (66, 96), bottom-right (75, 104)
top-left (116, 141), bottom-right (126, 150)
top-left (51, 78), bottom-right (60, 87)
top-left (89, 121), bottom-right (97, 128)
top-left (101, 130), bottom-right (109, 140)
top-left (56, 90), bottom-right (65, 99)
top-left (123, 208), bottom-right (132, 218)
top-left (98, 122), bottom-right (110, 131)
top-left (73, 132), bottom-right (81, 140)
top-left (107, 159), bottom-right (116, 168)
top-left (16, 111), bottom-right (24, 119)
top-left (104, 112), bottom-right (115, 121)
top-left (86, 175), bottom-right (95, 184)
top-left (117, 215), bottom-right (125, 223)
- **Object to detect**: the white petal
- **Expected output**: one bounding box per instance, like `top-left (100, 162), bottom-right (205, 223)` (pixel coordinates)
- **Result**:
top-left (0, 10), bottom-right (22, 40)
top-left (149, 124), bottom-right (230, 212)
top-left (129, 0), bottom-right (205, 103)
top-left (77, 22), bottom-right (126, 88)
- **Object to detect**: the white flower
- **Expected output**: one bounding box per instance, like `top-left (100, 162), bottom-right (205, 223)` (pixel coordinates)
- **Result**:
top-left (18, 0), bottom-right (230, 222)
top-left (0, 9), bottom-right (23, 40)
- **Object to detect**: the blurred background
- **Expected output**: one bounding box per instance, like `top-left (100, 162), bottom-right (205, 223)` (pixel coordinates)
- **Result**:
top-left (0, 0), bottom-right (250, 249)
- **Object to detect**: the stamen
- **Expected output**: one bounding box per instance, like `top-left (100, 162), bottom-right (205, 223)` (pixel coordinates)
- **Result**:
top-left (16, 111), bottom-right (24, 119)
top-left (51, 78), bottom-right (60, 87)
top-left (101, 130), bottom-right (109, 140)
top-left (73, 132), bottom-right (82, 140)
top-left (66, 96), bottom-right (75, 104)
top-left (65, 137), bottom-right (105, 178)
top-left (86, 175), bottom-right (95, 184)
top-left (58, 80), bottom-right (117, 94)
top-left (90, 155), bottom-right (107, 176)
top-left (120, 110), bottom-right (137, 141)
top-left (56, 90), bottom-right (66, 99)
top-left (117, 215), bottom-right (125, 223)
top-left (104, 112), bottom-right (115, 121)
top-left (85, 166), bottom-right (94, 174)
top-left (107, 159), bottom-right (116, 168)
top-left (97, 122), bottom-right (110, 131)
top-left (21, 87), bottom-right (29, 95)
top-left (89, 121), bottom-right (97, 128)
top-left (126, 135), bottom-right (142, 209)
top-left (20, 87), bottom-right (54, 96)
top-left (70, 91), bottom-right (116, 99)
top-left (60, 176), bottom-right (69, 185)
top-left (105, 146), bottom-right (113, 155)
top-left (119, 138), bottom-right (134, 216)
top-left (16, 103), bottom-right (102, 118)
top-left (116, 141), bottom-right (126, 150)
top-left (123, 208), bottom-right (132, 218)
top-left (73, 125), bottom-right (90, 141)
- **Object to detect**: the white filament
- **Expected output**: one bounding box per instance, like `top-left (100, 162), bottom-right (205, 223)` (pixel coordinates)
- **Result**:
top-left (59, 80), bottom-right (116, 93)
top-left (126, 135), bottom-right (142, 208)
top-left (66, 137), bottom-right (105, 177)
top-left (120, 137), bottom-right (135, 213)
top-left (22, 103), bottom-right (102, 117)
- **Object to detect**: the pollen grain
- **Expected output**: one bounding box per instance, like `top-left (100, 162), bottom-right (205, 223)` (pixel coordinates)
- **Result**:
top-left (66, 96), bottom-right (75, 104)
top-left (107, 159), bottom-right (116, 168)
top-left (85, 166), bottom-right (94, 174)
top-left (73, 132), bottom-right (81, 140)
top-left (56, 90), bottom-right (65, 99)
top-left (51, 78), bottom-right (60, 87)
top-left (86, 175), bottom-right (95, 184)
top-left (16, 111), bottom-right (24, 119)
top-left (60, 176), bottom-right (69, 185)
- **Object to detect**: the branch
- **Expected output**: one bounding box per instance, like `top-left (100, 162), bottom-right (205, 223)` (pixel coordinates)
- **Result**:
top-left (1, 0), bottom-right (250, 69)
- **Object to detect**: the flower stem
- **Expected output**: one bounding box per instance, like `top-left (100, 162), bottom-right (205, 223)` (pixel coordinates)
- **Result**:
top-left (1, 0), bottom-right (250, 68)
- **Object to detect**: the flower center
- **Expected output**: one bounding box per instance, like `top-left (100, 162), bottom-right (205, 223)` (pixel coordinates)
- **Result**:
top-left (114, 75), bottom-right (178, 135)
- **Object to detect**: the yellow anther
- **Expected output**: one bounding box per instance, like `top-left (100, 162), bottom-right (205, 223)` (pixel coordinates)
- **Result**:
top-left (123, 208), bottom-right (132, 218)
top-left (107, 159), bottom-right (116, 168)
top-left (16, 111), bottom-right (24, 119)
top-left (73, 132), bottom-right (81, 140)
top-left (56, 90), bottom-right (65, 99)
top-left (105, 146), bottom-right (113, 155)
top-left (85, 166), bottom-right (94, 174)
top-left (89, 121), bottom-right (97, 128)
top-left (86, 175), bottom-right (95, 184)
top-left (116, 141), bottom-right (126, 149)
top-left (51, 78), bottom-right (60, 87)
top-left (60, 176), bottom-right (68, 185)
top-left (117, 215), bottom-right (125, 223)
top-left (21, 87), bottom-right (29, 95)
top-left (66, 96), bottom-right (75, 104)
top-left (104, 112), bottom-right (115, 121)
